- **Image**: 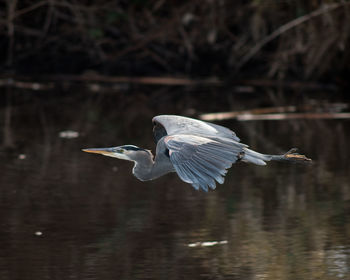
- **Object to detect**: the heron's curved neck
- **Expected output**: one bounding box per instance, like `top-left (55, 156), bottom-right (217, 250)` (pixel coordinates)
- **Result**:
top-left (132, 151), bottom-right (170, 181)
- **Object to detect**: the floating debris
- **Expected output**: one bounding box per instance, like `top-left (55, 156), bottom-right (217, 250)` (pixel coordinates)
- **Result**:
top-left (112, 166), bottom-right (118, 172)
top-left (18, 154), bottom-right (26, 160)
top-left (88, 83), bottom-right (101, 92)
top-left (34, 231), bottom-right (43, 236)
top-left (0, 78), bottom-right (54, 90)
top-left (59, 130), bottom-right (79, 139)
top-left (188, 240), bottom-right (228, 248)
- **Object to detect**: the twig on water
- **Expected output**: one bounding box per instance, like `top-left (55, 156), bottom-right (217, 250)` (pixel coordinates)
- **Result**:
top-left (236, 113), bottom-right (350, 121)
top-left (200, 106), bottom-right (297, 121)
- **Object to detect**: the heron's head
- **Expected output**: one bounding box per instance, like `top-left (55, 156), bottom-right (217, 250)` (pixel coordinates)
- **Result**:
top-left (82, 145), bottom-right (151, 162)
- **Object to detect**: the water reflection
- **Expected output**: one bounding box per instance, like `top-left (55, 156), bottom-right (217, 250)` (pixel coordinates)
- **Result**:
top-left (0, 89), bottom-right (349, 279)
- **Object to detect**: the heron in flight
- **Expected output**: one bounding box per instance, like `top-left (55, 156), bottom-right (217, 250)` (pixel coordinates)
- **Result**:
top-left (83, 115), bottom-right (311, 191)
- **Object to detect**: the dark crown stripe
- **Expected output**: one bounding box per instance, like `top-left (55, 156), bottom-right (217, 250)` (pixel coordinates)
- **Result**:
top-left (122, 145), bottom-right (145, 151)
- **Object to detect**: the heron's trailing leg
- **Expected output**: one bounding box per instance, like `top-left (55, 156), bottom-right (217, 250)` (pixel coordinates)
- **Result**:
top-left (242, 147), bottom-right (312, 165)
top-left (271, 148), bottom-right (312, 163)
top-left (282, 148), bottom-right (311, 162)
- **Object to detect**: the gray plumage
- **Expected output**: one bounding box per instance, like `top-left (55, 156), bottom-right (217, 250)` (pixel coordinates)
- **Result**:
top-left (83, 115), bottom-right (311, 191)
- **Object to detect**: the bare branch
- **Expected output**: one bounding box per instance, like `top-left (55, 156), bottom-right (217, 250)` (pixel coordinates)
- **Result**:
top-left (237, 2), bottom-right (350, 69)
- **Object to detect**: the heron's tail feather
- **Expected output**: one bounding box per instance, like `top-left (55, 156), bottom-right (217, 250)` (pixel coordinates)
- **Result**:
top-left (242, 147), bottom-right (312, 165)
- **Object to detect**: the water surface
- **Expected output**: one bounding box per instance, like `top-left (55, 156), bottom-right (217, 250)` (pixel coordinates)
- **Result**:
top-left (0, 89), bottom-right (349, 279)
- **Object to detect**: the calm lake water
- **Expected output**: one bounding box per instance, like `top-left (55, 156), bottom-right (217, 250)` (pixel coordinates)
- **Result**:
top-left (0, 87), bottom-right (349, 280)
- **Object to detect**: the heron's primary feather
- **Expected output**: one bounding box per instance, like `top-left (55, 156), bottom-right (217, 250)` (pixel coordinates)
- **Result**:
top-left (163, 134), bottom-right (245, 191)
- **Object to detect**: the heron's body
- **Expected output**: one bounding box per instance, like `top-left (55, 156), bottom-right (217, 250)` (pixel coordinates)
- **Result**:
top-left (83, 115), bottom-right (311, 191)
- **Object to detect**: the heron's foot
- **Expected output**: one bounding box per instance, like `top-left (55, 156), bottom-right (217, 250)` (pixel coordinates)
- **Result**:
top-left (283, 148), bottom-right (312, 163)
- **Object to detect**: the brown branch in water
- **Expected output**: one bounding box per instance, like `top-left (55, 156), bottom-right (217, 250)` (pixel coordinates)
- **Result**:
top-left (200, 103), bottom-right (349, 121)
top-left (0, 74), bottom-right (221, 87)
top-left (236, 113), bottom-right (350, 121)
top-left (43, 74), bottom-right (221, 86)
top-left (200, 106), bottom-right (297, 121)
top-left (0, 78), bottom-right (54, 90)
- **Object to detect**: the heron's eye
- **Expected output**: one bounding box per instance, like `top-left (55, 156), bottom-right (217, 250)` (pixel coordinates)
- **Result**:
top-left (119, 149), bottom-right (124, 153)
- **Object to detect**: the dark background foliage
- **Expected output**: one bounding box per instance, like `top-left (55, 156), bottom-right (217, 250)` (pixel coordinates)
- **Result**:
top-left (1, 0), bottom-right (350, 86)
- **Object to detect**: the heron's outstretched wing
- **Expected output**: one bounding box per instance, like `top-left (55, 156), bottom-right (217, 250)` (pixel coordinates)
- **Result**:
top-left (163, 134), bottom-right (245, 191)
top-left (153, 115), bottom-right (240, 142)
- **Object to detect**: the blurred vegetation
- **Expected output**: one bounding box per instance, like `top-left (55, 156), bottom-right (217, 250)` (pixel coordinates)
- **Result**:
top-left (1, 0), bottom-right (350, 84)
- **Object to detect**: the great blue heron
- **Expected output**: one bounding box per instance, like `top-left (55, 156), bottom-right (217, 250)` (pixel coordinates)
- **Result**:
top-left (83, 115), bottom-right (311, 191)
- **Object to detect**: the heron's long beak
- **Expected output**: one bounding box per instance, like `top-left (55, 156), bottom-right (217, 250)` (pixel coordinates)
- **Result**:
top-left (82, 147), bottom-right (114, 156)
top-left (82, 147), bottom-right (129, 160)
